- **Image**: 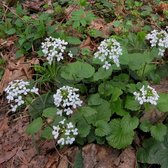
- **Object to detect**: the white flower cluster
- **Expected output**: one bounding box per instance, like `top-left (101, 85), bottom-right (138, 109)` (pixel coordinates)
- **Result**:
top-left (133, 85), bottom-right (159, 105)
top-left (4, 80), bottom-right (39, 112)
top-left (53, 86), bottom-right (82, 116)
top-left (52, 119), bottom-right (78, 145)
top-left (94, 38), bottom-right (122, 70)
top-left (146, 29), bottom-right (168, 56)
top-left (41, 37), bottom-right (73, 64)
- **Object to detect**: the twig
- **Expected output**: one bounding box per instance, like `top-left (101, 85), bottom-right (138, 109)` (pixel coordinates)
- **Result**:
top-left (53, 142), bottom-right (73, 167)
top-left (157, 112), bottom-right (168, 123)
top-left (2, 2), bottom-right (24, 22)
top-left (144, 18), bottom-right (162, 31)
top-left (56, 4), bottom-right (78, 29)
top-left (2, 5), bottom-right (8, 21)
top-left (13, 114), bottom-right (29, 122)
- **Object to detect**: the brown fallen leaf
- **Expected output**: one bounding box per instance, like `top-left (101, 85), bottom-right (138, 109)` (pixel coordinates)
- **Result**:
top-left (44, 151), bottom-right (60, 168)
top-left (80, 37), bottom-right (91, 49)
top-left (114, 147), bottom-right (136, 168)
top-left (80, 36), bottom-right (97, 52)
top-left (156, 3), bottom-right (168, 13)
top-left (153, 79), bottom-right (168, 93)
top-left (20, 165), bottom-right (29, 168)
top-left (140, 82), bottom-right (168, 123)
top-left (89, 18), bottom-right (113, 38)
top-left (82, 144), bottom-right (120, 168)
top-left (57, 156), bottom-right (69, 168)
top-left (23, 0), bottom-right (45, 12)
top-left (0, 57), bottom-right (39, 94)
top-left (0, 116), bottom-right (9, 138)
top-left (112, 0), bottom-right (126, 17)
top-left (140, 106), bottom-right (163, 123)
top-left (64, 5), bottom-right (80, 20)
top-left (15, 149), bottom-right (30, 166)
top-left (0, 36), bottom-right (17, 49)
top-left (0, 148), bottom-right (18, 164)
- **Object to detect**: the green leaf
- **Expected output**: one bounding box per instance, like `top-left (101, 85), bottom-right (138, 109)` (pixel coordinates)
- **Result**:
top-left (53, 116), bottom-right (65, 125)
top-left (137, 64), bottom-right (156, 78)
top-left (111, 98), bottom-right (128, 116)
top-left (113, 73), bottom-right (130, 83)
top-left (126, 84), bottom-right (137, 93)
top-left (26, 117), bottom-right (43, 135)
top-left (92, 67), bottom-right (112, 81)
top-left (95, 120), bottom-right (111, 137)
top-left (47, 24), bottom-right (58, 35)
top-left (15, 19), bottom-right (23, 27)
top-left (140, 120), bottom-right (152, 132)
top-left (5, 28), bottom-right (16, 35)
top-left (113, 21), bottom-right (121, 27)
top-left (61, 61), bottom-right (95, 81)
top-left (106, 119), bottom-right (135, 149)
top-left (150, 124), bottom-right (167, 141)
top-left (98, 82), bottom-right (114, 97)
top-left (74, 151), bottom-right (84, 168)
top-left (80, 106), bottom-right (97, 124)
top-left (157, 93), bottom-right (168, 112)
top-left (88, 94), bottom-right (103, 106)
top-left (111, 87), bottom-right (123, 102)
top-left (87, 129), bottom-right (96, 143)
top-left (66, 36), bottom-right (81, 45)
top-left (0, 68), bottom-right (4, 80)
top-left (121, 115), bottom-right (139, 133)
top-left (18, 38), bottom-right (26, 46)
top-left (42, 107), bottom-right (57, 118)
top-left (41, 126), bottom-right (53, 140)
top-left (77, 118), bottom-right (91, 137)
top-left (29, 93), bottom-right (55, 119)
top-left (92, 100), bottom-right (112, 125)
top-left (96, 136), bottom-right (105, 144)
top-left (89, 29), bottom-right (103, 38)
top-left (137, 133), bottom-right (168, 168)
top-left (120, 52), bottom-right (155, 71)
top-left (125, 95), bottom-right (141, 111)
top-left (16, 49), bottom-right (24, 58)
top-left (80, 19), bottom-right (87, 26)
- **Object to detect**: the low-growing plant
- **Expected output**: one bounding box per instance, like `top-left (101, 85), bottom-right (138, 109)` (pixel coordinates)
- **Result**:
top-left (0, 58), bottom-right (5, 80)
top-left (0, 3), bottom-right (62, 57)
top-left (66, 9), bottom-right (96, 32)
top-left (4, 27), bottom-right (168, 153)
top-left (2, 1), bottom-right (168, 167)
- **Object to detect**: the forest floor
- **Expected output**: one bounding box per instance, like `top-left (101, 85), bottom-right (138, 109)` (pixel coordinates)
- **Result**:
top-left (0, 0), bottom-right (168, 168)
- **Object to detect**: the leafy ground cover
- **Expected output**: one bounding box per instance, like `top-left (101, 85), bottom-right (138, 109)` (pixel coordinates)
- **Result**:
top-left (0, 0), bottom-right (168, 167)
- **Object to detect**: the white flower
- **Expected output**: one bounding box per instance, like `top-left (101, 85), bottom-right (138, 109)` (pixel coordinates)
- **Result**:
top-left (133, 85), bottom-right (159, 105)
top-left (41, 37), bottom-right (70, 64)
top-left (52, 121), bottom-right (78, 146)
top-left (64, 108), bottom-right (73, 115)
top-left (4, 80), bottom-right (39, 112)
top-left (57, 138), bottom-right (65, 145)
top-left (72, 128), bottom-right (78, 135)
top-left (53, 86), bottom-right (82, 116)
top-left (102, 61), bottom-right (111, 70)
top-left (146, 29), bottom-right (168, 57)
top-left (65, 136), bottom-right (75, 145)
top-left (31, 87), bottom-right (39, 94)
top-left (67, 122), bottom-right (74, 129)
top-left (68, 51), bottom-right (73, 58)
top-left (52, 125), bottom-right (60, 139)
top-left (94, 38), bottom-right (122, 70)
top-left (57, 109), bottom-right (63, 116)
top-left (59, 119), bottom-right (66, 125)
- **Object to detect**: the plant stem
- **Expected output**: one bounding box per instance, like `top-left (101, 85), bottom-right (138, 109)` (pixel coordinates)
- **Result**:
top-left (32, 134), bottom-right (40, 154)
top-left (141, 63), bottom-right (147, 81)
